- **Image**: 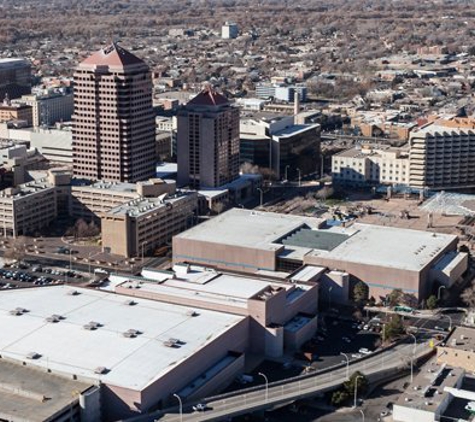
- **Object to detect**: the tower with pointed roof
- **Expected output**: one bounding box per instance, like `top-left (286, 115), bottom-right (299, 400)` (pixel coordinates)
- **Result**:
top-left (177, 87), bottom-right (240, 189)
top-left (72, 43), bottom-right (156, 182)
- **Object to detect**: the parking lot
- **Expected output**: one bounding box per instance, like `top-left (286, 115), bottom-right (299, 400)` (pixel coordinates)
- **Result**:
top-left (0, 262), bottom-right (84, 290)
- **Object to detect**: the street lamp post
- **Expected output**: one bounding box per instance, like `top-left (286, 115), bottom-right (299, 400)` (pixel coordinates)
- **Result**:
top-left (257, 188), bottom-right (264, 207)
top-left (173, 393), bottom-right (182, 422)
top-left (141, 241), bottom-right (148, 263)
top-left (438, 285), bottom-right (446, 301)
top-left (409, 333), bottom-right (417, 355)
top-left (88, 251), bottom-right (95, 276)
top-left (258, 372), bottom-right (269, 402)
top-left (340, 352), bottom-right (350, 380)
top-left (328, 286), bottom-right (333, 309)
top-left (297, 168), bottom-right (302, 187)
top-left (358, 409), bottom-right (365, 422)
top-left (354, 375), bottom-right (363, 408)
top-left (285, 165), bottom-right (290, 182)
top-left (443, 314), bottom-right (453, 331)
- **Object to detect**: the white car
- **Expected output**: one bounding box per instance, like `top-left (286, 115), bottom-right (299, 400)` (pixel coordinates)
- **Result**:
top-left (192, 403), bottom-right (209, 412)
top-left (359, 347), bottom-right (372, 355)
top-left (352, 353), bottom-right (362, 359)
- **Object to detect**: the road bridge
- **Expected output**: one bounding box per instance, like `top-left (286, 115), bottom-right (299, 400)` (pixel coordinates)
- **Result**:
top-left (132, 340), bottom-right (435, 422)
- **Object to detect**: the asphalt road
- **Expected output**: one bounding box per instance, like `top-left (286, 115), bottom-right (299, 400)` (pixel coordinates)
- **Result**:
top-left (147, 340), bottom-right (433, 422)
top-left (261, 374), bottom-right (409, 422)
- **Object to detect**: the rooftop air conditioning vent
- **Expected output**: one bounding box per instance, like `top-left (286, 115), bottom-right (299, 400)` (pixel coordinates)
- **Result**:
top-left (124, 299), bottom-right (136, 306)
top-left (123, 329), bottom-right (141, 338)
top-left (26, 352), bottom-right (41, 360)
top-left (186, 310), bottom-right (199, 317)
top-left (83, 321), bottom-right (101, 331)
top-left (10, 307), bottom-right (28, 316)
top-left (94, 366), bottom-right (109, 375)
top-left (68, 290), bottom-right (80, 296)
top-left (46, 314), bottom-right (64, 323)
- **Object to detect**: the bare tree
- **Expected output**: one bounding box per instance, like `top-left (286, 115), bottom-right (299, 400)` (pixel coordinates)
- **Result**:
top-left (462, 280), bottom-right (475, 309)
top-left (4, 236), bottom-right (27, 263)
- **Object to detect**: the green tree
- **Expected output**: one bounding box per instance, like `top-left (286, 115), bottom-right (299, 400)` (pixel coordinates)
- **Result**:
top-left (426, 295), bottom-right (438, 310)
top-left (384, 314), bottom-right (405, 341)
top-left (330, 389), bottom-right (349, 406)
top-left (344, 371), bottom-right (368, 396)
top-left (387, 288), bottom-right (403, 307)
top-left (353, 281), bottom-right (369, 304)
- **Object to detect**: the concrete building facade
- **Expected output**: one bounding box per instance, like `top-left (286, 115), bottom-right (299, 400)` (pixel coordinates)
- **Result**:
top-left (177, 88), bottom-right (240, 189)
top-left (72, 43), bottom-right (156, 182)
top-left (101, 191), bottom-right (198, 257)
top-left (16, 90), bottom-right (74, 127)
top-left (332, 145), bottom-right (410, 186)
top-left (0, 179), bottom-right (57, 237)
top-left (409, 123), bottom-right (475, 190)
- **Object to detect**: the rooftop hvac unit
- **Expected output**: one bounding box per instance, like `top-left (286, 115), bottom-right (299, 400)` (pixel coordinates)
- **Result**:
top-left (46, 315), bottom-right (62, 323)
top-left (124, 299), bottom-right (136, 306)
top-left (68, 290), bottom-right (80, 296)
top-left (83, 321), bottom-right (101, 330)
top-left (186, 310), bottom-right (199, 317)
top-left (94, 366), bottom-right (108, 375)
top-left (163, 340), bottom-right (176, 348)
top-left (123, 329), bottom-right (141, 338)
top-left (26, 352), bottom-right (41, 360)
top-left (10, 307), bottom-right (27, 316)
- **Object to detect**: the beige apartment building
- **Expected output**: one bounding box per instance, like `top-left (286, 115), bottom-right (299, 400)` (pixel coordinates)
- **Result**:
top-left (72, 43), bottom-right (156, 182)
top-left (332, 145), bottom-right (410, 186)
top-left (177, 87), bottom-right (240, 189)
top-left (16, 91), bottom-right (74, 127)
top-left (101, 191), bottom-right (198, 257)
top-left (71, 178), bottom-right (176, 222)
top-left (409, 122), bottom-right (475, 190)
top-left (0, 103), bottom-right (32, 125)
top-left (0, 180), bottom-right (57, 237)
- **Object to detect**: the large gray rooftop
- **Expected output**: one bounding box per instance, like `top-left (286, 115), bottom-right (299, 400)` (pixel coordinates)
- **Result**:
top-left (0, 359), bottom-right (92, 422)
top-left (175, 208), bottom-right (325, 252)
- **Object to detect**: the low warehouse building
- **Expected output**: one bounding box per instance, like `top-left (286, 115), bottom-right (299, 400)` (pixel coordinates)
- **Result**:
top-left (173, 208), bottom-right (466, 301)
top-left (0, 286), bottom-right (248, 421)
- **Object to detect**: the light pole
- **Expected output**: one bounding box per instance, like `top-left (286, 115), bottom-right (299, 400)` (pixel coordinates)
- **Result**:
top-left (354, 375), bottom-right (363, 408)
top-left (257, 188), bottom-right (264, 207)
top-left (410, 356), bottom-right (414, 384)
top-left (358, 409), bottom-right (365, 422)
top-left (141, 241), bottom-right (148, 262)
top-left (297, 168), bottom-right (302, 187)
top-left (285, 165), bottom-right (290, 182)
top-left (328, 286), bottom-right (333, 309)
top-left (442, 314), bottom-right (453, 331)
top-left (88, 251), bottom-right (95, 276)
top-left (340, 352), bottom-right (349, 380)
top-left (438, 285), bottom-right (446, 301)
top-left (68, 248), bottom-right (73, 271)
top-left (258, 372), bottom-right (269, 402)
top-left (409, 333), bottom-right (417, 355)
top-left (320, 155), bottom-right (324, 179)
top-left (173, 393), bottom-right (182, 422)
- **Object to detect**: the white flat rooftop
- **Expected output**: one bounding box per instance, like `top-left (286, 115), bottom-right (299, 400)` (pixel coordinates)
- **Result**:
top-left (310, 223), bottom-right (457, 271)
top-left (111, 265), bottom-right (314, 310)
top-left (175, 208), bottom-right (324, 252)
top-left (0, 286), bottom-right (244, 391)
